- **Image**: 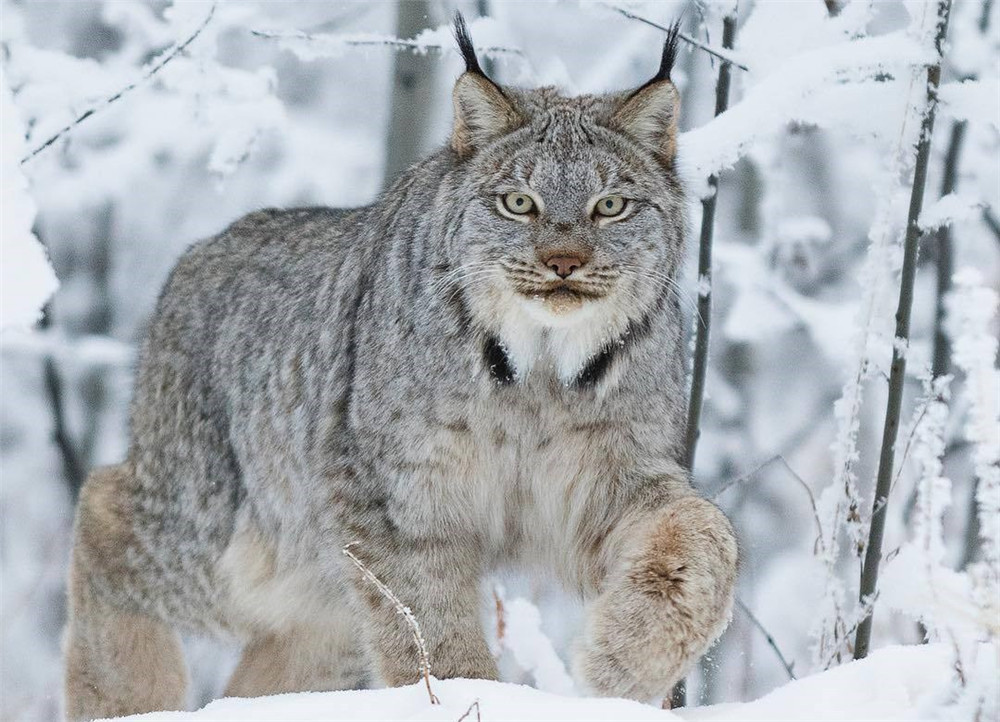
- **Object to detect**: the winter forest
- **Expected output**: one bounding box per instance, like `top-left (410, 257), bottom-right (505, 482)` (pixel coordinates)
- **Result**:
top-left (1, 0), bottom-right (998, 720)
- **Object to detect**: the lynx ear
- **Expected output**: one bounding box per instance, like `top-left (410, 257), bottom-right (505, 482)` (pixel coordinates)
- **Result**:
top-left (610, 21), bottom-right (683, 162)
top-left (451, 12), bottom-right (522, 158)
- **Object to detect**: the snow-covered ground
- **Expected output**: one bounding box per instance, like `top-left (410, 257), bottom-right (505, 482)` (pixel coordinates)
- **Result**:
top-left (108, 644), bottom-right (992, 721)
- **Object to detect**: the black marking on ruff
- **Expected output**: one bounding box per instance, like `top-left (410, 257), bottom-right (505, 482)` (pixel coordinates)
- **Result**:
top-left (483, 336), bottom-right (516, 385)
top-left (573, 295), bottom-right (662, 389)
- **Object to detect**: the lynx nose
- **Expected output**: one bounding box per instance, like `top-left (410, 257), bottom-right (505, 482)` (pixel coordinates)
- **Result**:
top-left (546, 255), bottom-right (585, 279)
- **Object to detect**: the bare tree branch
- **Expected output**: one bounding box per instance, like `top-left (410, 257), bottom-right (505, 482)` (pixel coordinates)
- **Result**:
top-left (596, 2), bottom-right (749, 71)
top-left (736, 597), bottom-right (797, 680)
top-left (20, 3), bottom-right (217, 164)
top-left (854, 0), bottom-right (954, 661)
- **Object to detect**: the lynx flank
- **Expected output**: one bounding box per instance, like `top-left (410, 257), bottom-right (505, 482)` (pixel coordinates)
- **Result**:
top-left (64, 15), bottom-right (736, 720)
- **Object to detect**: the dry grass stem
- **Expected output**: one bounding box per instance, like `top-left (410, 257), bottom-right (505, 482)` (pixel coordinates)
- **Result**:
top-left (342, 542), bottom-right (439, 704)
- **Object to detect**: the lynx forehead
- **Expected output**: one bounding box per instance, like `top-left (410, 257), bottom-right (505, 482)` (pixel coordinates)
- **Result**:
top-left (63, 14), bottom-right (736, 721)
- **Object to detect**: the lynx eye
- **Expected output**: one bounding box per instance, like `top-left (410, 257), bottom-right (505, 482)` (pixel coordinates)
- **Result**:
top-left (594, 195), bottom-right (627, 218)
top-left (502, 192), bottom-right (535, 215)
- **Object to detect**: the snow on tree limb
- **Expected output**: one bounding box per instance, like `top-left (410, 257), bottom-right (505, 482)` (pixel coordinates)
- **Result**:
top-left (679, 33), bottom-right (933, 197)
top-left (1, 70), bottom-right (57, 330)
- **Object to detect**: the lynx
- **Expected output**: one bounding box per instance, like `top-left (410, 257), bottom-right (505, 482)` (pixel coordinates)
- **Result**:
top-left (64, 15), bottom-right (736, 720)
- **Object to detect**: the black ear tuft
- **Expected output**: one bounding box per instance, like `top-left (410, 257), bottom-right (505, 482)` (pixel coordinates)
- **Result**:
top-left (652, 19), bottom-right (682, 83)
top-left (453, 11), bottom-right (485, 76)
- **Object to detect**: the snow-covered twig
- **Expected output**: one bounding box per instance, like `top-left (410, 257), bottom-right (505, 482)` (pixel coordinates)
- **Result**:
top-left (249, 29), bottom-right (526, 62)
top-left (736, 597), bottom-right (797, 681)
top-left (20, 3), bottom-right (217, 164)
top-left (854, 0), bottom-right (954, 661)
top-left (596, 2), bottom-right (749, 71)
top-left (342, 543), bottom-right (439, 705)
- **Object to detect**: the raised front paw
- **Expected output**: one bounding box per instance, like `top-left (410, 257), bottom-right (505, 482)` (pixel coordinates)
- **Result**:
top-left (576, 496), bottom-right (737, 702)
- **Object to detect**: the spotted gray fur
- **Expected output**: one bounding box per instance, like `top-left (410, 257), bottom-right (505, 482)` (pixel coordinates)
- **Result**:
top-left (64, 16), bottom-right (737, 720)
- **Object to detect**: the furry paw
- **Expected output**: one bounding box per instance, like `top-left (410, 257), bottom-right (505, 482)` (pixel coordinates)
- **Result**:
top-left (576, 496), bottom-right (737, 701)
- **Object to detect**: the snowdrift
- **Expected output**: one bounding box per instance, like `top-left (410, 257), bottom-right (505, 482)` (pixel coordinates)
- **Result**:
top-left (109, 644), bottom-right (965, 722)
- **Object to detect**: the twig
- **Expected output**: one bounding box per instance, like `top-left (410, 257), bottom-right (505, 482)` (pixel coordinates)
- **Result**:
top-left (21, 3), bottom-right (217, 164)
top-left (675, 12), bottom-right (739, 709)
top-left (597, 2), bottom-right (748, 71)
top-left (735, 597), bottom-right (797, 681)
top-left (457, 700), bottom-right (481, 722)
top-left (342, 543), bottom-right (439, 704)
top-left (854, 0), bottom-right (953, 661)
top-left (250, 29), bottom-right (526, 62)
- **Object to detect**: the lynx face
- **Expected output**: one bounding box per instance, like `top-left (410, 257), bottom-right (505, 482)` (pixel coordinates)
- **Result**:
top-left (456, 95), bottom-right (685, 335)
top-left (442, 34), bottom-right (686, 382)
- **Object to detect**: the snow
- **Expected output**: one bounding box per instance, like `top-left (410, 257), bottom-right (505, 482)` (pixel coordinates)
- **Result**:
top-left (939, 78), bottom-right (1000, 132)
top-left (919, 191), bottom-right (985, 230)
top-left (105, 644), bottom-right (982, 722)
top-left (0, 68), bottom-right (58, 330)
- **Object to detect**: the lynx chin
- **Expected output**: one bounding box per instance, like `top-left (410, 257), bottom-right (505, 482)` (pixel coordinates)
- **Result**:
top-left (64, 14), bottom-right (737, 720)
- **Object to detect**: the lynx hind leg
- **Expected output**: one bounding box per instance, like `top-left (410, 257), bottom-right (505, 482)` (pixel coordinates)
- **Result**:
top-left (577, 495), bottom-right (737, 702)
top-left (225, 616), bottom-right (370, 699)
top-left (64, 465), bottom-right (188, 722)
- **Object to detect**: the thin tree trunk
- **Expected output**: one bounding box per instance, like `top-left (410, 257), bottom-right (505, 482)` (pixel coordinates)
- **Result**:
top-left (383, 0), bottom-right (437, 187)
top-left (675, 11), bottom-right (738, 709)
top-left (853, 0), bottom-right (953, 660)
top-left (683, 13), bottom-right (738, 472)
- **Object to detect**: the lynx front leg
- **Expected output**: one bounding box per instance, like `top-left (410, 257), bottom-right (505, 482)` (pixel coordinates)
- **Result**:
top-left (577, 495), bottom-right (737, 702)
top-left (347, 538), bottom-right (498, 687)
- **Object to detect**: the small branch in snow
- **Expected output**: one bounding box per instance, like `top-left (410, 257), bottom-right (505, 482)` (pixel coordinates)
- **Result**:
top-left (735, 597), bottom-right (797, 681)
top-left (596, 3), bottom-right (748, 71)
top-left (456, 700), bottom-right (481, 722)
top-left (342, 543), bottom-right (439, 705)
top-left (249, 29), bottom-right (526, 62)
top-left (854, 0), bottom-right (954, 662)
top-left (20, 3), bottom-right (217, 164)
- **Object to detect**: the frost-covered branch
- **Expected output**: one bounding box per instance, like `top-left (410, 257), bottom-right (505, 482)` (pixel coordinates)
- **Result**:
top-left (20, 3), bottom-right (217, 164)
top-left (249, 29), bottom-right (526, 63)
top-left (596, 2), bottom-right (748, 71)
top-left (854, 0), bottom-right (954, 661)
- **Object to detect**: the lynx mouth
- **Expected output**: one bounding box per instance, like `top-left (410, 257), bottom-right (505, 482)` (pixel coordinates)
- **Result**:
top-left (513, 283), bottom-right (606, 302)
